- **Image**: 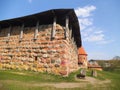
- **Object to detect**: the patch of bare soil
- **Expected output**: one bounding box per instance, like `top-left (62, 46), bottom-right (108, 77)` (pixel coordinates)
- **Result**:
top-left (33, 76), bottom-right (111, 88)
top-left (0, 82), bottom-right (4, 90)
top-left (0, 76), bottom-right (111, 89)
top-left (76, 76), bottom-right (111, 85)
top-left (32, 82), bottom-right (88, 88)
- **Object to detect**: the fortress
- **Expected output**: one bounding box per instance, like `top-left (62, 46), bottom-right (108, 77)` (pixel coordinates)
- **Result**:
top-left (0, 9), bottom-right (87, 76)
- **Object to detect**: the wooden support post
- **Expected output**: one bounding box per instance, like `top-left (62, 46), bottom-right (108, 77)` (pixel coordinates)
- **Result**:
top-left (65, 16), bottom-right (69, 39)
top-left (69, 27), bottom-right (72, 40)
top-left (71, 28), bottom-right (74, 44)
top-left (73, 41), bottom-right (77, 54)
top-left (8, 26), bottom-right (11, 38)
top-left (19, 24), bottom-right (24, 41)
top-left (34, 21), bottom-right (39, 40)
top-left (72, 36), bottom-right (74, 45)
top-left (7, 26), bottom-right (11, 42)
top-left (52, 16), bottom-right (56, 39)
top-left (66, 16), bottom-right (69, 30)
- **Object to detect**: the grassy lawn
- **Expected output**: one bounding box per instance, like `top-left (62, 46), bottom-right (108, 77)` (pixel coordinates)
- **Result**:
top-left (98, 71), bottom-right (120, 90)
top-left (0, 69), bottom-right (79, 82)
top-left (0, 69), bottom-right (120, 90)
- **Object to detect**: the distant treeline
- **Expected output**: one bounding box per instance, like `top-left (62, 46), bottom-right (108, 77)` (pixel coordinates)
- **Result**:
top-left (89, 59), bottom-right (120, 72)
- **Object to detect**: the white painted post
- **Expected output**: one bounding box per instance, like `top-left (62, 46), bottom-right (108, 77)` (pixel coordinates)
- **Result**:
top-left (8, 26), bottom-right (11, 38)
top-left (52, 16), bottom-right (56, 39)
top-left (34, 21), bottom-right (39, 40)
top-left (69, 27), bottom-right (72, 40)
top-left (65, 16), bottom-right (69, 39)
top-left (66, 16), bottom-right (69, 30)
top-left (7, 26), bottom-right (11, 42)
top-left (19, 24), bottom-right (24, 41)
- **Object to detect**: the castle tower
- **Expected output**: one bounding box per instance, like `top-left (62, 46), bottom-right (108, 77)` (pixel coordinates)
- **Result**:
top-left (78, 46), bottom-right (88, 68)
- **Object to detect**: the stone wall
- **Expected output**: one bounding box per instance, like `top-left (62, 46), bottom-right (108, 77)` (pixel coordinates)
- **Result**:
top-left (0, 24), bottom-right (78, 76)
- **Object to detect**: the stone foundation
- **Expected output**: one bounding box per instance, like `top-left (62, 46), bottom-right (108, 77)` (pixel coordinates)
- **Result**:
top-left (0, 24), bottom-right (78, 76)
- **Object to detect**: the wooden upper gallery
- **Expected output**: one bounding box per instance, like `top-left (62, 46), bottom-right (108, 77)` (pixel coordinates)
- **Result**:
top-left (0, 9), bottom-right (81, 47)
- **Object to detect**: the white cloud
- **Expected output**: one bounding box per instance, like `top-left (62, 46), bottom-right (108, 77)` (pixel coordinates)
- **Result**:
top-left (81, 27), bottom-right (114, 44)
top-left (82, 27), bottom-right (105, 42)
top-left (84, 34), bottom-right (104, 42)
top-left (78, 18), bottom-right (93, 30)
top-left (75, 5), bottom-right (113, 44)
top-left (81, 27), bottom-right (93, 37)
top-left (75, 6), bottom-right (95, 31)
top-left (75, 5), bottom-right (96, 17)
top-left (96, 40), bottom-right (114, 44)
top-left (94, 31), bottom-right (103, 34)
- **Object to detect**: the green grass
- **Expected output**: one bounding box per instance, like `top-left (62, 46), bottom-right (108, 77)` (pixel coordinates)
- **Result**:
top-left (100, 71), bottom-right (120, 90)
top-left (0, 69), bottom-right (120, 90)
top-left (0, 69), bottom-right (80, 82)
top-left (0, 69), bottom-right (82, 90)
top-left (93, 70), bottom-right (120, 90)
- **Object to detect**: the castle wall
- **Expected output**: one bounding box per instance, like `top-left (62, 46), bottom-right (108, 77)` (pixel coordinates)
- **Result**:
top-left (0, 24), bottom-right (78, 76)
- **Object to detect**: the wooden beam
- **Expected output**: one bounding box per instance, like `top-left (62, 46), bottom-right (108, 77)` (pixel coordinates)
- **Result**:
top-left (65, 16), bottom-right (69, 39)
top-left (52, 16), bottom-right (56, 39)
top-left (66, 16), bottom-right (69, 29)
top-left (7, 26), bottom-right (11, 39)
top-left (8, 26), bottom-right (11, 38)
top-left (19, 24), bottom-right (24, 41)
top-left (69, 27), bottom-right (72, 40)
top-left (6, 26), bottom-right (11, 43)
top-left (34, 21), bottom-right (39, 40)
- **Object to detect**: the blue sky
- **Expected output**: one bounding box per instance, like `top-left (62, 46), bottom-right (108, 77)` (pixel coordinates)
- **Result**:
top-left (0, 0), bottom-right (120, 60)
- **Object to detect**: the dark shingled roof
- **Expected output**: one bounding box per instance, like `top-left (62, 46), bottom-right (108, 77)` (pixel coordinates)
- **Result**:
top-left (0, 9), bottom-right (81, 47)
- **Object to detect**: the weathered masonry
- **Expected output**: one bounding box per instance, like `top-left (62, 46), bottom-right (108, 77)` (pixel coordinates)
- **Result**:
top-left (0, 9), bottom-right (82, 76)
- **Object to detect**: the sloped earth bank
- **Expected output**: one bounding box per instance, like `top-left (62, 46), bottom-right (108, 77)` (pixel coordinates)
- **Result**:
top-left (0, 77), bottom-right (111, 89)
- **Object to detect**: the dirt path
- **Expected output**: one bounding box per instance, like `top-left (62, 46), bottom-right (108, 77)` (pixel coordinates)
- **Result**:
top-left (76, 76), bottom-right (111, 85)
top-left (32, 82), bottom-right (88, 88)
top-left (0, 76), bottom-right (111, 88)
top-left (33, 77), bottom-right (111, 88)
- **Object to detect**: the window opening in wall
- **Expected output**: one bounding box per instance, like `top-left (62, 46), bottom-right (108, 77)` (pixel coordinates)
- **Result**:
top-left (16, 48), bottom-right (19, 52)
top-left (35, 56), bottom-right (38, 61)
top-left (7, 47), bottom-right (11, 52)
top-left (10, 55), bottom-right (13, 59)
top-left (6, 40), bottom-right (9, 43)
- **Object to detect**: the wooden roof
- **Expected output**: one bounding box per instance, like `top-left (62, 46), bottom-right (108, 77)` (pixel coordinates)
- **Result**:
top-left (78, 46), bottom-right (87, 55)
top-left (0, 9), bottom-right (81, 47)
top-left (88, 63), bottom-right (102, 68)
